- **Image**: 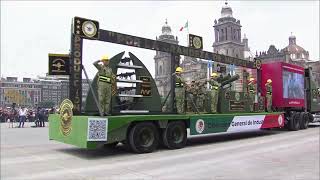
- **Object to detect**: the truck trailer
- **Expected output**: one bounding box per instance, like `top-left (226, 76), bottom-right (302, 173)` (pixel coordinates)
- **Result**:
top-left (48, 17), bottom-right (319, 153)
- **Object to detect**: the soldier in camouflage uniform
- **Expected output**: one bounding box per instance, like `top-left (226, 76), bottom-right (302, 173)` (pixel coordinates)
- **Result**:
top-left (173, 67), bottom-right (186, 114)
top-left (265, 79), bottom-right (273, 112)
top-left (196, 80), bottom-right (207, 112)
top-left (186, 81), bottom-right (196, 112)
top-left (93, 55), bottom-right (113, 116)
top-left (208, 72), bottom-right (220, 113)
top-left (248, 77), bottom-right (256, 112)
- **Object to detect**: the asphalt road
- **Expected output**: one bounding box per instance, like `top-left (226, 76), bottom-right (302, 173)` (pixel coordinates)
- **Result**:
top-left (1, 122), bottom-right (319, 180)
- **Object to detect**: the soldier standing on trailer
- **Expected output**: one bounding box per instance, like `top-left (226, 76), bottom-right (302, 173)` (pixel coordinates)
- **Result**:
top-left (265, 79), bottom-right (273, 112)
top-left (173, 67), bottom-right (186, 114)
top-left (93, 55), bottom-right (113, 116)
top-left (208, 72), bottom-right (220, 113)
top-left (248, 77), bottom-right (256, 112)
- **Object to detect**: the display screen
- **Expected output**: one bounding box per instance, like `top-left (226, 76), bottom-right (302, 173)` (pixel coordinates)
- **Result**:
top-left (283, 70), bottom-right (304, 99)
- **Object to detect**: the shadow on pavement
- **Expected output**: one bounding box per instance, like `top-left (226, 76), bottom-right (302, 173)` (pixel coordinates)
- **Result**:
top-left (55, 144), bottom-right (132, 160)
top-left (54, 124), bottom-right (319, 159)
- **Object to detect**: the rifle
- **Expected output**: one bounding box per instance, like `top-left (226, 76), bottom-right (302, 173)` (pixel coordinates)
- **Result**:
top-left (116, 72), bottom-right (135, 79)
top-left (118, 86), bottom-right (136, 92)
top-left (120, 57), bottom-right (131, 64)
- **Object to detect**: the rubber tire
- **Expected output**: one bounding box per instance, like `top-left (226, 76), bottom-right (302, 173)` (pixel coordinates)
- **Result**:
top-left (128, 122), bottom-right (159, 153)
top-left (162, 121), bottom-right (187, 149)
top-left (300, 112), bottom-right (309, 130)
top-left (288, 112), bottom-right (300, 131)
top-left (293, 112), bottom-right (301, 131)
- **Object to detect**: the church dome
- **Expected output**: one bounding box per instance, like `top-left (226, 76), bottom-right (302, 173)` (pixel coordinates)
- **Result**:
top-left (221, 2), bottom-right (233, 18)
top-left (161, 19), bottom-right (172, 35)
top-left (283, 34), bottom-right (309, 60)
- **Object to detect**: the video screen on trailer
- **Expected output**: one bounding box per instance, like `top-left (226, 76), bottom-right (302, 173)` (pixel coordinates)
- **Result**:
top-left (283, 70), bottom-right (304, 99)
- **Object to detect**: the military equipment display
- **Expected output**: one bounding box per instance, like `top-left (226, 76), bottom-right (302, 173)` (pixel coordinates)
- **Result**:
top-left (49, 17), bottom-right (319, 154)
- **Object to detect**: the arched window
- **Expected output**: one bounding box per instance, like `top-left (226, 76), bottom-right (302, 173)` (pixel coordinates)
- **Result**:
top-left (159, 65), bottom-right (163, 75)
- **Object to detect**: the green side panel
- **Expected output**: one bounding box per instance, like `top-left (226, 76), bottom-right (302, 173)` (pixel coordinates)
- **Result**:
top-left (49, 114), bottom-right (98, 148)
top-left (190, 115), bottom-right (233, 135)
top-left (49, 114), bottom-right (190, 148)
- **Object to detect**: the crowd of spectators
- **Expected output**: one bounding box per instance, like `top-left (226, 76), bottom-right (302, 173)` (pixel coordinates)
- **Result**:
top-left (0, 105), bottom-right (56, 128)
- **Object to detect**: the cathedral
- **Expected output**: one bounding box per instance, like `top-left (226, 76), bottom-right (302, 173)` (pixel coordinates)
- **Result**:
top-left (154, 2), bottom-right (254, 96)
top-left (154, 19), bottom-right (179, 97)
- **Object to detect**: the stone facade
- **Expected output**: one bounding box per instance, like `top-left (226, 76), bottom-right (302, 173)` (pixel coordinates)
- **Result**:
top-left (0, 75), bottom-right (90, 108)
top-left (258, 34), bottom-right (316, 68)
top-left (212, 2), bottom-right (252, 92)
top-left (154, 19), bottom-right (179, 97)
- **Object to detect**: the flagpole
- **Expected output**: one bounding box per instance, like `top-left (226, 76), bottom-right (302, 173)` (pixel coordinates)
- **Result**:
top-left (187, 20), bottom-right (189, 47)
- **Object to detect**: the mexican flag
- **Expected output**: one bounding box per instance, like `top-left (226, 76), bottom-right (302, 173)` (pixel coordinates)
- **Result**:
top-left (179, 21), bottom-right (188, 31)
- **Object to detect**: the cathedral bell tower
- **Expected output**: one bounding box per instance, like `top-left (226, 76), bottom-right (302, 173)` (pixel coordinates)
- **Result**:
top-left (154, 19), bottom-right (179, 97)
top-left (213, 2), bottom-right (244, 58)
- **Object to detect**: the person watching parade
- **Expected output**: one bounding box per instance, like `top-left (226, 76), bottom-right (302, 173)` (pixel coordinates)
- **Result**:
top-left (93, 55), bottom-right (113, 116)
top-left (172, 67), bottom-right (186, 114)
top-left (208, 72), bottom-right (220, 113)
top-left (248, 77), bottom-right (256, 112)
top-left (265, 79), bottom-right (273, 112)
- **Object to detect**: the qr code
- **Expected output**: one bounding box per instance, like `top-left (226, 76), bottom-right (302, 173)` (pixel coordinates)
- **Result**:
top-left (87, 118), bottom-right (108, 141)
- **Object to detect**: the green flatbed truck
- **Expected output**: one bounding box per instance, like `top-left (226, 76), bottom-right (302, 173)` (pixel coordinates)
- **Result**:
top-left (49, 112), bottom-right (284, 153)
top-left (48, 16), bottom-right (318, 153)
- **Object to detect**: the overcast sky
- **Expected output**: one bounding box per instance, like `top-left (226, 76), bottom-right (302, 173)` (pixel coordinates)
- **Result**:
top-left (1, 1), bottom-right (319, 80)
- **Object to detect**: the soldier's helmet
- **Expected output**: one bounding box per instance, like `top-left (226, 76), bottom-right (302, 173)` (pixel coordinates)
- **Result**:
top-left (101, 55), bottom-right (109, 61)
top-left (211, 72), bottom-right (218, 77)
top-left (175, 67), bottom-right (183, 73)
top-left (267, 79), bottom-right (272, 83)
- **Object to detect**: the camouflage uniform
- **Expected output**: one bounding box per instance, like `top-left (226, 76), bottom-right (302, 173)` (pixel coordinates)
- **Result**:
top-left (94, 60), bottom-right (113, 115)
top-left (265, 82), bottom-right (272, 112)
top-left (248, 82), bottom-right (256, 112)
top-left (174, 74), bottom-right (186, 114)
top-left (196, 81), bottom-right (207, 112)
top-left (209, 79), bottom-right (220, 113)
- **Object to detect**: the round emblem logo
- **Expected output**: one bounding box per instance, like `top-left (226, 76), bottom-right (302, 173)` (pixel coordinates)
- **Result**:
top-left (195, 119), bottom-right (205, 134)
top-left (59, 99), bottom-right (73, 136)
top-left (278, 115), bottom-right (283, 126)
top-left (82, 21), bottom-right (97, 38)
top-left (193, 37), bottom-right (202, 49)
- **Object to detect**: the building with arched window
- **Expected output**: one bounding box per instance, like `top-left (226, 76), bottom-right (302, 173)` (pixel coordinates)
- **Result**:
top-left (154, 19), bottom-right (179, 97)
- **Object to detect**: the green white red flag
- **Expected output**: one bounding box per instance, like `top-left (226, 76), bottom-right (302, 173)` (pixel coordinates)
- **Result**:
top-left (179, 21), bottom-right (188, 31)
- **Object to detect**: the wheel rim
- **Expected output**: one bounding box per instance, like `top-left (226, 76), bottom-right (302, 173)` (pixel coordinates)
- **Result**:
top-left (138, 127), bottom-right (154, 147)
top-left (171, 126), bottom-right (183, 144)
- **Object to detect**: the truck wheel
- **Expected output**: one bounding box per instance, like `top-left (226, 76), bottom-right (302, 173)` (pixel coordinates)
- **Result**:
top-left (293, 112), bottom-right (301, 131)
top-left (128, 122), bottom-right (159, 153)
top-left (288, 112), bottom-right (300, 131)
top-left (162, 121), bottom-right (187, 149)
top-left (300, 112), bottom-right (309, 129)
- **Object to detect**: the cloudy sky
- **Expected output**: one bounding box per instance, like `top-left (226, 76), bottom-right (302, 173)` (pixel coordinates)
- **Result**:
top-left (1, 1), bottom-right (319, 79)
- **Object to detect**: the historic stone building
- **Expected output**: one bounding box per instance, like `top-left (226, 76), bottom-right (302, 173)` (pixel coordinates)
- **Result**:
top-left (0, 77), bottom-right (41, 107)
top-left (258, 34), bottom-right (317, 68)
top-left (212, 2), bottom-right (253, 91)
top-left (154, 2), bottom-right (254, 94)
top-left (154, 19), bottom-right (179, 97)
top-left (0, 75), bottom-right (90, 108)
top-left (213, 2), bottom-right (244, 58)
top-left (258, 34), bottom-right (320, 85)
